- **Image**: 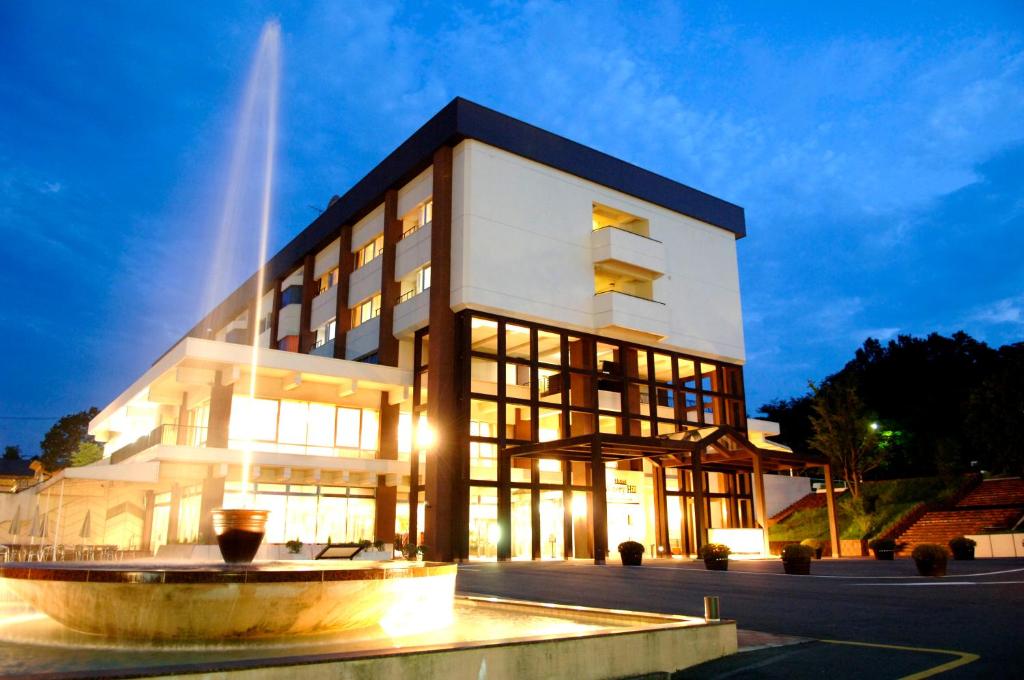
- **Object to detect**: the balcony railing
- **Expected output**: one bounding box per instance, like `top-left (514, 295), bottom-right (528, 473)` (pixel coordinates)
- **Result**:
top-left (108, 424), bottom-right (208, 464)
top-left (396, 289), bottom-right (419, 305)
top-left (593, 288), bottom-right (665, 304)
top-left (592, 224), bottom-right (662, 243)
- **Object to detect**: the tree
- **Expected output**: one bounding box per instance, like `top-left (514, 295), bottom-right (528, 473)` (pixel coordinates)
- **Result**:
top-left (758, 395), bottom-right (814, 457)
top-left (966, 342), bottom-right (1024, 476)
top-left (39, 408), bottom-right (99, 471)
top-left (70, 441), bottom-right (103, 467)
top-left (807, 378), bottom-right (884, 498)
top-left (3, 445), bottom-right (20, 461)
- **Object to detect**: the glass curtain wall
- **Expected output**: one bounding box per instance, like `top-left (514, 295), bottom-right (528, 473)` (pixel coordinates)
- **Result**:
top-left (448, 310), bottom-right (750, 560)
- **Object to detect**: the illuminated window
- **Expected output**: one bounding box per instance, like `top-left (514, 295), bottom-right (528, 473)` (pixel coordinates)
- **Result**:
top-left (307, 402), bottom-right (336, 447)
top-left (355, 235), bottom-right (384, 269)
top-left (315, 268), bottom-right (340, 296)
top-left (278, 400), bottom-right (309, 445)
top-left (351, 294), bottom-right (381, 328)
top-left (314, 319), bottom-right (336, 348)
top-left (397, 265), bottom-right (431, 303)
top-left (228, 396), bottom-right (278, 442)
top-left (360, 409), bottom-right (379, 451)
top-left (335, 407), bottom-right (361, 448)
top-left (402, 199), bottom-right (433, 238)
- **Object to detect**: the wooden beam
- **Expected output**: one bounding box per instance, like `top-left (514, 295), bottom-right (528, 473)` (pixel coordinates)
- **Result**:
top-left (751, 451), bottom-right (771, 556)
top-left (824, 463), bottom-right (841, 558)
top-left (691, 446), bottom-right (706, 553)
top-left (590, 437), bottom-right (608, 565)
top-left (269, 278), bottom-right (282, 350)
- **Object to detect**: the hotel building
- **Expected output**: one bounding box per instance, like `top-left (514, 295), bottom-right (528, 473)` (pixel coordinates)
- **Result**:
top-left (39, 99), bottom-right (840, 562)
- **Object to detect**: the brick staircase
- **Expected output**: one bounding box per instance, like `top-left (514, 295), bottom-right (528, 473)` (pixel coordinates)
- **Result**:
top-left (894, 478), bottom-right (1024, 555)
top-left (769, 491), bottom-right (832, 526)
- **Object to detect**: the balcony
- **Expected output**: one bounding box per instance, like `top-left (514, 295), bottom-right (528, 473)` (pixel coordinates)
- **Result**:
top-left (310, 285), bottom-right (337, 330)
top-left (109, 424), bottom-right (208, 464)
top-left (393, 289), bottom-right (430, 338)
top-left (345, 316), bottom-right (380, 360)
top-left (348, 256), bottom-right (382, 308)
top-left (593, 289), bottom-right (668, 339)
top-left (591, 226), bottom-right (665, 278)
top-left (396, 220), bottom-right (431, 280)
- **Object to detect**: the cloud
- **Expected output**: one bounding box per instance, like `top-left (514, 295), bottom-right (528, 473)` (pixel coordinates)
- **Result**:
top-left (971, 296), bottom-right (1024, 326)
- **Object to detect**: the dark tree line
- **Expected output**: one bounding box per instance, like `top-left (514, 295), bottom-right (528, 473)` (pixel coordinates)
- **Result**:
top-left (760, 332), bottom-right (1023, 480)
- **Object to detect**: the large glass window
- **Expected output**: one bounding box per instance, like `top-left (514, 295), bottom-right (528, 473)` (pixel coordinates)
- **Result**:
top-left (351, 294), bottom-right (382, 328)
top-left (355, 235), bottom-right (383, 269)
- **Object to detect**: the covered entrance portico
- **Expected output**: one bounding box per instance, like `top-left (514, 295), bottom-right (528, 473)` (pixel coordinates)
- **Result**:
top-left (504, 427), bottom-right (840, 564)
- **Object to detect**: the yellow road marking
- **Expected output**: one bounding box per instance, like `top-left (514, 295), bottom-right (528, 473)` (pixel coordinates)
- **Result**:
top-left (820, 639), bottom-right (979, 679)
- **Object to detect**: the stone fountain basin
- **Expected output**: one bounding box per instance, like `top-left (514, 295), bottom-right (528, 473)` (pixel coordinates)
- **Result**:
top-left (0, 560), bottom-right (455, 641)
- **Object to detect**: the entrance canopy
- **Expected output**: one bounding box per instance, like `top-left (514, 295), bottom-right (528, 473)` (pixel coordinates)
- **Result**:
top-left (505, 427), bottom-right (827, 472)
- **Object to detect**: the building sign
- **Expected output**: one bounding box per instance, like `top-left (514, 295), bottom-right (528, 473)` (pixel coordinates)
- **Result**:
top-left (606, 469), bottom-right (642, 505)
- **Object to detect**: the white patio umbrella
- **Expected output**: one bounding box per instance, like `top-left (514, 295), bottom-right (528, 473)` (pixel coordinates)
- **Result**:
top-left (79, 510), bottom-right (92, 540)
top-left (8, 505), bottom-right (21, 537)
top-left (36, 513), bottom-right (47, 539)
top-left (28, 506), bottom-right (40, 543)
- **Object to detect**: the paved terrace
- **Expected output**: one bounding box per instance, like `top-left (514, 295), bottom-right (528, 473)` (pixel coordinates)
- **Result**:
top-left (457, 557), bottom-right (1024, 678)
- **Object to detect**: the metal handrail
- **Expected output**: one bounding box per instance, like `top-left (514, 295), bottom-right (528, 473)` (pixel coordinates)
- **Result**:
top-left (396, 289), bottom-right (419, 305)
top-left (593, 288), bottom-right (666, 305)
top-left (592, 224), bottom-right (662, 243)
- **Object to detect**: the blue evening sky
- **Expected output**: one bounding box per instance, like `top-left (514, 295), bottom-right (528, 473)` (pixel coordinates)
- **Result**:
top-left (1, 2), bottom-right (1022, 454)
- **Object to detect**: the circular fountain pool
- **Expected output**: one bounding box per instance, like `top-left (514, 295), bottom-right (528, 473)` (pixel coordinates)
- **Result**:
top-left (0, 561), bottom-right (455, 641)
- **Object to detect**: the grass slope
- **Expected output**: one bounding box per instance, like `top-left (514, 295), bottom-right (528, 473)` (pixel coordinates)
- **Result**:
top-left (769, 477), bottom-right (959, 542)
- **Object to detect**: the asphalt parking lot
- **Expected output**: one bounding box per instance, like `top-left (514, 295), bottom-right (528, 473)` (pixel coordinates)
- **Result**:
top-left (456, 557), bottom-right (1024, 678)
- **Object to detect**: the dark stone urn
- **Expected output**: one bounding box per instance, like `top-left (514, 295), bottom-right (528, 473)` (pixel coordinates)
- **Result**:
top-left (212, 508), bottom-right (269, 564)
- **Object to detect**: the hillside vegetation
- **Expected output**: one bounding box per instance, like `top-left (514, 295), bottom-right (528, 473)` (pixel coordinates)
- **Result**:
top-left (769, 476), bottom-right (961, 542)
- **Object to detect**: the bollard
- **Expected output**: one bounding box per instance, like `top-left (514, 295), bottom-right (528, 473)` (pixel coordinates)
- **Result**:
top-left (704, 595), bottom-right (720, 622)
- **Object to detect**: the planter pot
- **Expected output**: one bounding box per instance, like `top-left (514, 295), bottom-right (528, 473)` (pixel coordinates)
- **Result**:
top-left (872, 549), bottom-right (895, 561)
top-left (814, 547), bottom-right (824, 560)
top-left (212, 508), bottom-right (269, 564)
top-left (951, 546), bottom-right (975, 561)
top-left (703, 558), bottom-right (729, 571)
top-left (619, 552), bottom-right (643, 566)
top-left (782, 558), bottom-right (811, 575)
top-left (914, 556), bottom-right (948, 577)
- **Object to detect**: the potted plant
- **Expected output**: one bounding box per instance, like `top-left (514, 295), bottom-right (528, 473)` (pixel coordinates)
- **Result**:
top-left (948, 536), bottom-right (976, 561)
top-left (912, 543), bottom-right (949, 577)
top-left (868, 537), bottom-right (896, 560)
top-left (801, 538), bottom-right (823, 560)
top-left (698, 543), bottom-right (731, 571)
top-left (285, 539), bottom-right (303, 555)
top-left (780, 544), bottom-right (814, 575)
top-left (372, 539), bottom-right (386, 552)
top-left (617, 540), bottom-right (645, 566)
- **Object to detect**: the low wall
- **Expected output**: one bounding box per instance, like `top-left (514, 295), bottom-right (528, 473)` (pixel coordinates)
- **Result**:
top-left (968, 533), bottom-right (1024, 558)
top-left (763, 475), bottom-right (812, 518)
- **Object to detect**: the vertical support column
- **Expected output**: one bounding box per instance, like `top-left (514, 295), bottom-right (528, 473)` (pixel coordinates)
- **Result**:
top-left (269, 278), bottom-right (282, 350)
top-left (530, 461), bottom-right (541, 560)
top-left (652, 462), bottom-right (670, 557)
top-left (176, 398), bottom-right (189, 446)
top-left (425, 146), bottom-right (464, 563)
top-left (751, 452), bottom-right (771, 556)
top-left (298, 254), bottom-right (316, 354)
top-left (197, 474), bottom-right (226, 544)
top-left (141, 490), bottom-right (155, 553)
top-left (824, 463), bottom-right (841, 558)
top-left (691, 447), bottom-right (706, 554)
top-left (590, 437), bottom-right (608, 565)
top-left (167, 483), bottom-right (181, 545)
top-left (206, 373), bottom-right (233, 449)
top-left (373, 190), bottom-right (402, 544)
top-left (333, 225), bottom-right (353, 359)
top-left (562, 463), bottom-right (573, 559)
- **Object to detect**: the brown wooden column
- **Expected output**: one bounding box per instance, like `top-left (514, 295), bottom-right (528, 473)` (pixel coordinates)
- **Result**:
top-left (652, 461), bottom-right (670, 557)
top-left (590, 437), bottom-right (608, 565)
top-left (530, 461), bottom-right (541, 559)
top-left (333, 226), bottom-right (354, 359)
top-left (298, 254), bottom-right (316, 353)
top-left (372, 190), bottom-right (403, 544)
top-left (269, 278), bottom-right (282, 350)
top-left (751, 451), bottom-right (771, 555)
top-left (562, 463), bottom-right (573, 559)
top-left (425, 146), bottom-right (464, 562)
top-left (691, 447), bottom-right (706, 554)
top-left (206, 374), bottom-right (233, 449)
top-left (823, 463), bottom-right (842, 558)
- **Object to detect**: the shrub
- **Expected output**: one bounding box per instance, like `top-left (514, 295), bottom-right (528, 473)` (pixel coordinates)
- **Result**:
top-left (699, 543), bottom-right (731, 560)
top-left (868, 537), bottom-right (896, 551)
top-left (285, 539), bottom-right (303, 554)
top-left (948, 536), bottom-right (976, 551)
top-left (617, 540), bottom-right (645, 555)
top-left (800, 538), bottom-right (821, 550)
top-left (358, 539), bottom-right (372, 549)
top-left (911, 543), bottom-right (949, 562)
top-left (372, 539), bottom-right (386, 551)
top-left (781, 544), bottom-right (815, 561)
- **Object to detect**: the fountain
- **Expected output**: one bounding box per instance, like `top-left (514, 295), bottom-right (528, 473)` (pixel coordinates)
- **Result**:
top-left (0, 19), bottom-right (737, 678)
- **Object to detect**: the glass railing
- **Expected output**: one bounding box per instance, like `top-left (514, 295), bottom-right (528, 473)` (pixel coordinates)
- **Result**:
top-left (593, 288), bottom-right (665, 304)
top-left (592, 224), bottom-right (662, 243)
top-left (108, 424), bottom-right (208, 464)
